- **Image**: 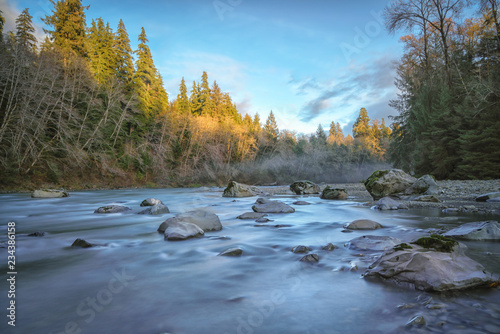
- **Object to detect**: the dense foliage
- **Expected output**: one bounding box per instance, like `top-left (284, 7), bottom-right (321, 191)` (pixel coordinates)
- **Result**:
top-left (0, 1), bottom-right (390, 190)
top-left (385, 0), bottom-right (500, 179)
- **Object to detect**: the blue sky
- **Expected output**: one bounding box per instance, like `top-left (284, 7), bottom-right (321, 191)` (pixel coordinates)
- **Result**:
top-left (1, 0), bottom-right (402, 135)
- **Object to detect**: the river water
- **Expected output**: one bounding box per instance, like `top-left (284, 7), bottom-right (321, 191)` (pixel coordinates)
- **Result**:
top-left (0, 187), bottom-right (499, 334)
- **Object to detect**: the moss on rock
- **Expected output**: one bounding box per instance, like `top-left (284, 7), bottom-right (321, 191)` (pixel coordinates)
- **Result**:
top-left (412, 234), bottom-right (458, 252)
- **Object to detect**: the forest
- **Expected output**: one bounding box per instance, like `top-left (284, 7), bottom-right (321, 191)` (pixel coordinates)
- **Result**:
top-left (0, 0), bottom-right (498, 191)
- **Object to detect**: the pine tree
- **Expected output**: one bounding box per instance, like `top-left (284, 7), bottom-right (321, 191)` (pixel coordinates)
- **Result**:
top-left (114, 19), bottom-right (134, 88)
top-left (15, 8), bottom-right (37, 52)
top-left (199, 71), bottom-right (213, 116)
top-left (0, 9), bottom-right (5, 37)
top-left (190, 81), bottom-right (202, 115)
top-left (87, 18), bottom-right (116, 84)
top-left (264, 111), bottom-right (279, 142)
top-left (314, 123), bottom-right (327, 146)
top-left (176, 77), bottom-right (190, 114)
top-left (352, 108), bottom-right (371, 138)
top-left (42, 0), bottom-right (89, 56)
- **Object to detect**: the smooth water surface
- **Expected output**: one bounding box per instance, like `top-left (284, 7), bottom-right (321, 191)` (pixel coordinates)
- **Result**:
top-left (1, 188), bottom-right (499, 334)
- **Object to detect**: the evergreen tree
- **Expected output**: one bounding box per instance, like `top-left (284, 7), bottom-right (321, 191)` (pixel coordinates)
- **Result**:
top-left (15, 8), bottom-right (37, 52)
top-left (264, 111), bottom-right (279, 142)
top-left (176, 77), bottom-right (190, 114)
top-left (199, 71), bottom-right (213, 116)
top-left (314, 123), bottom-right (327, 146)
top-left (42, 0), bottom-right (89, 56)
top-left (352, 108), bottom-right (371, 138)
top-left (190, 80), bottom-right (202, 115)
top-left (114, 19), bottom-right (134, 88)
top-left (87, 18), bottom-right (116, 84)
top-left (0, 9), bottom-right (5, 37)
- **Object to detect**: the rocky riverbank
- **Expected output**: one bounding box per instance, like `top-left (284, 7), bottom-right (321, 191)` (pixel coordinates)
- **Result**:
top-left (260, 180), bottom-right (500, 215)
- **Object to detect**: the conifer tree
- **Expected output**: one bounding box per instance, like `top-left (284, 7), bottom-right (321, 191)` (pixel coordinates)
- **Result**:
top-left (0, 10), bottom-right (5, 37)
top-left (315, 123), bottom-right (327, 146)
top-left (15, 8), bottom-right (37, 52)
top-left (87, 18), bottom-right (116, 84)
top-left (264, 111), bottom-right (279, 142)
top-left (199, 71), bottom-right (213, 116)
top-left (176, 77), bottom-right (190, 114)
top-left (42, 0), bottom-right (89, 56)
top-left (352, 108), bottom-right (371, 138)
top-left (190, 80), bottom-right (202, 115)
top-left (114, 19), bottom-right (134, 88)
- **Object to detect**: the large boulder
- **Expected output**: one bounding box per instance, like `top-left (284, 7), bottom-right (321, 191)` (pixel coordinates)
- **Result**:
top-left (140, 198), bottom-right (163, 206)
top-left (346, 235), bottom-right (401, 251)
top-left (164, 221), bottom-right (204, 241)
top-left (158, 209), bottom-right (222, 232)
top-left (475, 192), bottom-right (500, 202)
top-left (443, 221), bottom-right (500, 240)
top-left (252, 198), bottom-right (295, 213)
top-left (374, 197), bottom-right (408, 210)
top-left (222, 181), bottom-right (263, 198)
top-left (290, 180), bottom-right (320, 195)
top-left (364, 169), bottom-right (417, 200)
top-left (138, 203), bottom-right (170, 215)
top-left (320, 187), bottom-right (348, 200)
top-left (94, 205), bottom-right (131, 214)
top-left (31, 189), bottom-right (69, 198)
top-left (364, 242), bottom-right (495, 291)
top-left (404, 175), bottom-right (438, 195)
top-left (344, 219), bottom-right (383, 230)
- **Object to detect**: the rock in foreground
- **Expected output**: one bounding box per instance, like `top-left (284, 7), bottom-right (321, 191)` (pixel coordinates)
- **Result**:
top-left (94, 205), bottom-right (131, 214)
top-left (164, 221), bottom-right (204, 240)
top-left (344, 219), bottom-right (383, 230)
top-left (320, 186), bottom-right (348, 200)
top-left (364, 169), bottom-right (416, 200)
top-left (290, 180), bottom-right (320, 195)
top-left (138, 203), bottom-right (170, 215)
top-left (31, 189), bottom-right (69, 198)
top-left (346, 235), bottom-right (401, 251)
top-left (252, 198), bottom-right (295, 213)
top-left (222, 181), bottom-right (263, 197)
top-left (443, 221), bottom-right (500, 240)
top-left (140, 198), bottom-right (163, 206)
top-left (364, 243), bottom-right (495, 291)
top-left (158, 209), bottom-right (222, 233)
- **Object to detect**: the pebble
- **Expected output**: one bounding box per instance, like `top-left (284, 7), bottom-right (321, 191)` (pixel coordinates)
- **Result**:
top-left (406, 314), bottom-right (426, 327)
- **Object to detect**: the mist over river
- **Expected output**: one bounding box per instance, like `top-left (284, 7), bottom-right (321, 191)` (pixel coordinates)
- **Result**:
top-left (1, 187), bottom-right (499, 334)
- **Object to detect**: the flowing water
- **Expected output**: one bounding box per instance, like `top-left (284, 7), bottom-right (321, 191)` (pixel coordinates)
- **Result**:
top-left (1, 188), bottom-right (499, 334)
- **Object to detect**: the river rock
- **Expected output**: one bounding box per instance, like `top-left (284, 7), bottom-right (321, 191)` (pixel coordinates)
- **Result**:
top-left (320, 186), bottom-right (348, 200)
top-left (406, 315), bottom-right (426, 327)
top-left (300, 254), bottom-right (319, 263)
top-left (158, 209), bottom-right (222, 232)
top-left (364, 169), bottom-right (417, 200)
top-left (322, 243), bottom-right (337, 251)
top-left (443, 221), bottom-right (500, 240)
top-left (364, 243), bottom-right (495, 291)
top-left (290, 180), bottom-right (320, 195)
top-left (255, 217), bottom-right (272, 223)
top-left (218, 248), bottom-right (243, 256)
top-left (293, 201), bottom-right (311, 205)
top-left (138, 203), bottom-right (170, 215)
top-left (94, 205), bottom-right (131, 213)
top-left (413, 195), bottom-right (440, 202)
top-left (140, 198), bottom-right (163, 206)
top-left (164, 221), bottom-right (204, 240)
top-left (344, 219), bottom-right (383, 230)
top-left (405, 175), bottom-right (438, 195)
top-left (71, 238), bottom-right (94, 248)
top-left (252, 198), bottom-right (295, 213)
top-left (31, 189), bottom-right (69, 198)
top-left (292, 245), bottom-right (311, 253)
top-left (27, 231), bottom-right (45, 237)
top-left (237, 212), bottom-right (267, 219)
top-left (222, 181), bottom-right (263, 197)
top-left (475, 192), bottom-right (500, 202)
top-left (374, 197), bottom-right (408, 210)
top-left (346, 235), bottom-right (401, 251)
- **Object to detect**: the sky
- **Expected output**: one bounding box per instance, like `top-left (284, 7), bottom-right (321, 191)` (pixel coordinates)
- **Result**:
top-left (1, 0), bottom-right (403, 135)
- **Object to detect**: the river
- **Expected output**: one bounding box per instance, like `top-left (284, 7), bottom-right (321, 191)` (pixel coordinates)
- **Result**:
top-left (0, 187), bottom-right (499, 334)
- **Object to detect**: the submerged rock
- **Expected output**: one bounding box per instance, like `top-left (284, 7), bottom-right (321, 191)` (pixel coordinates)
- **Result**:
top-left (94, 205), bottom-right (131, 214)
top-left (374, 197), bottom-right (408, 210)
top-left (158, 209), bottom-right (222, 232)
top-left (364, 169), bottom-right (416, 200)
top-left (293, 201), bottom-right (311, 205)
top-left (443, 221), bottom-right (500, 240)
top-left (322, 243), bottom-right (337, 251)
top-left (138, 203), bottom-right (170, 215)
top-left (27, 231), bottom-right (45, 237)
top-left (406, 314), bottom-right (426, 327)
top-left (475, 192), bottom-right (500, 202)
top-left (364, 242), bottom-right (495, 291)
top-left (346, 235), bottom-right (401, 251)
top-left (252, 198), bottom-right (295, 213)
top-left (291, 245), bottom-right (312, 253)
top-left (290, 180), bottom-right (320, 195)
top-left (320, 186), bottom-right (348, 200)
top-left (71, 238), bottom-right (94, 248)
top-left (31, 189), bottom-right (69, 198)
top-left (344, 219), bottom-right (383, 230)
top-left (222, 181), bottom-right (263, 198)
top-left (300, 254), bottom-right (319, 263)
top-left (237, 212), bottom-right (267, 220)
top-left (218, 248), bottom-right (243, 256)
top-left (164, 221), bottom-right (204, 241)
top-left (140, 198), bottom-right (163, 206)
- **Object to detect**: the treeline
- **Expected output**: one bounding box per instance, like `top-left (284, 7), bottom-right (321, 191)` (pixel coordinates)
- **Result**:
top-left (0, 1), bottom-right (390, 190)
top-left (385, 0), bottom-right (500, 179)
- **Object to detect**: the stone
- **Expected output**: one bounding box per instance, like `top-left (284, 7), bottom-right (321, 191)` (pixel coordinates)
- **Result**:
top-left (252, 198), bottom-right (295, 213)
top-left (300, 254), bottom-right (319, 263)
top-left (164, 221), bottom-right (204, 240)
top-left (138, 203), bottom-right (170, 215)
top-left (94, 205), bottom-right (131, 213)
top-left (293, 201), bottom-right (311, 205)
top-left (255, 217), bottom-right (272, 223)
top-left (31, 189), bottom-right (69, 198)
top-left (322, 243), bottom-right (337, 251)
top-left (475, 192), bottom-right (500, 202)
top-left (346, 235), bottom-right (401, 251)
top-left (344, 219), bottom-right (383, 230)
top-left (291, 245), bottom-right (311, 253)
top-left (413, 195), bottom-right (440, 202)
top-left (218, 248), bottom-right (243, 256)
top-left (289, 180), bottom-right (320, 195)
top-left (405, 175), bottom-right (438, 195)
top-left (406, 315), bottom-right (426, 327)
top-left (158, 209), bottom-right (222, 232)
top-left (222, 181), bottom-right (263, 197)
top-left (71, 238), bottom-right (94, 248)
top-left (237, 212), bottom-right (267, 219)
top-left (27, 231), bottom-right (45, 237)
top-left (364, 243), bottom-right (495, 291)
top-left (443, 221), bottom-right (500, 240)
top-left (140, 198), bottom-right (163, 206)
top-left (320, 186), bottom-right (348, 200)
top-left (374, 197), bottom-right (408, 210)
top-left (364, 169), bottom-right (417, 200)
